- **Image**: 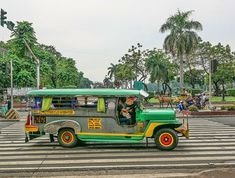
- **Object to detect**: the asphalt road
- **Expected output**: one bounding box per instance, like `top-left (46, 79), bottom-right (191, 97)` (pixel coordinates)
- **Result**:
top-left (0, 116), bottom-right (235, 177)
top-left (209, 117), bottom-right (235, 127)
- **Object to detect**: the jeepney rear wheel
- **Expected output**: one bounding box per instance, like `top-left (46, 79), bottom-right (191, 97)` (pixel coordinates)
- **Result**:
top-left (58, 128), bottom-right (78, 148)
top-left (154, 128), bottom-right (178, 151)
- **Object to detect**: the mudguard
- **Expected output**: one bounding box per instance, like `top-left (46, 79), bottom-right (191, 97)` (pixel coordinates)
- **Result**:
top-left (44, 120), bottom-right (81, 134)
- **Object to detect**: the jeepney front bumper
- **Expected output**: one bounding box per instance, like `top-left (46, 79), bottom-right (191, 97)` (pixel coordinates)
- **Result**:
top-left (175, 118), bottom-right (189, 139)
top-left (25, 125), bottom-right (40, 142)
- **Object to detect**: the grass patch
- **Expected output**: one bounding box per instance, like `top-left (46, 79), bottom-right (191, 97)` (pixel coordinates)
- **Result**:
top-left (147, 98), bottom-right (159, 104)
top-left (210, 96), bottom-right (235, 102)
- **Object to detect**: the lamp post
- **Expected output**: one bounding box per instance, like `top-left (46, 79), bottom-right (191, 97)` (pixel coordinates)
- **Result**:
top-left (22, 38), bottom-right (40, 89)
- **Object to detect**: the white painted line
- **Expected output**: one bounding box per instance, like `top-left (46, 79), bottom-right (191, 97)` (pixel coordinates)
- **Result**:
top-left (0, 155), bottom-right (235, 166)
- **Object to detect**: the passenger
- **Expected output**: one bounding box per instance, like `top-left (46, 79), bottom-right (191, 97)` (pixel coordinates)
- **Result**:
top-left (118, 97), bottom-right (131, 125)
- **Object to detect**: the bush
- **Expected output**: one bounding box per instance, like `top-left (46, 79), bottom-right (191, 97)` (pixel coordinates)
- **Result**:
top-left (191, 89), bottom-right (202, 96)
top-left (221, 105), bottom-right (235, 111)
top-left (227, 88), bottom-right (235, 96)
top-left (147, 92), bottom-right (155, 98)
top-left (188, 105), bottom-right (198, 112)
top-left (227, 105), bottom-right (235, 111)
top-left (221, 105), bottom-right (227, 110)
top-left (62, 85), bottom-right (77, 89)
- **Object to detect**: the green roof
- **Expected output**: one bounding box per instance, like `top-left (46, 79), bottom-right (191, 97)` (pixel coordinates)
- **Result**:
top-left (27, 89), bottom-right (149, 97)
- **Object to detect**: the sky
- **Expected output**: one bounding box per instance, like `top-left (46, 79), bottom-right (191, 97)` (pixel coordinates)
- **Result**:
top-left (0, 0), bottom-right (235, 82)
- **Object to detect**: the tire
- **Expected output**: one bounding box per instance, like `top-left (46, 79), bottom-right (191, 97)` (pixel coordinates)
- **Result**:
top-left (155, 128), bottom-right (178, 151)
top-left (58, 128), bottom-right (78, 148)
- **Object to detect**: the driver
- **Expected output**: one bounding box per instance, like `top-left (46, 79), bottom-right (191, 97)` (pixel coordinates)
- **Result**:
top-left (123, 96), bottom-right (137, 125)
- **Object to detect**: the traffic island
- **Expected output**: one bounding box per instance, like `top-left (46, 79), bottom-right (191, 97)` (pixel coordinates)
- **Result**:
top-left (0, 109), bottom-right (21, 122)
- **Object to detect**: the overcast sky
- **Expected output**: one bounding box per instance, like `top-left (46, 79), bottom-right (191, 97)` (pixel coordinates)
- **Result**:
top-left (1, 0), bottom-right (234, 82)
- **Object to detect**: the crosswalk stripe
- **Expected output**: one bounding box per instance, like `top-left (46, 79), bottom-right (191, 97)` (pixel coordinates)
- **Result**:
top-left (0, 155), bottom-right (235, 166)
top-left (1, 151), bottom-right (235, 161)
top-left (0, 118), bottom-right (235, 172)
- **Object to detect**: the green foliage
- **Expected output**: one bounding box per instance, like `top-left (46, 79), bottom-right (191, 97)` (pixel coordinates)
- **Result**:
top-left (184, 69), bottom-right (205, 88)
top-left (160, 10), bottom-right (202, 91)
top-left (188, 105), bottom-right (198, 112)
top-left (160, 10), bottom-right (202, 57)
top-left (0, 21), bottom-right (92, 88)
top-left (147, 97), bottom-right (159, 104)
top-left (113, 43), bottom-right (147, 84)
top-left (227, 88), bottom-right (235, 96)
top-left (145, 49), bottom-right (168, 83)
top-left (210, 96), bottom-right (235, 102)
top-left (9, 21), bottom-right (37, 58)
top-left (198, 42), bottom-right (235, 96)
top-left (115, 63), bottom-right (135, 81)
top-left (190, 89), bottom-right (202, 96)
top-left (221, 105), bottom-right (235, 111)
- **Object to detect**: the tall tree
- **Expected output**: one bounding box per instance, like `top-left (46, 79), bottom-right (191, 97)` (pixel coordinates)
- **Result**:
top-left (145, 49), bottom-right (175, 94)
top-left (107, 63), bottom-right (117, 81)
top-left (0, 21), bottom-right (92, 88)
top-left (119, 43), bottom-right (147, 82)
top-left (9, 21), bottom-right (37, 58)
top-left (160, 10), bottom-right (202, 92)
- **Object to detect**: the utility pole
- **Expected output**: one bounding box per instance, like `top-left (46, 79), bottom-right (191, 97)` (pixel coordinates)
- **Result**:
top-left (209, 58), bottom-right (212, 109)
top-left (22, 38), bottom-right (40, 89)
top-left (10, 58), bottom-right (13, 109)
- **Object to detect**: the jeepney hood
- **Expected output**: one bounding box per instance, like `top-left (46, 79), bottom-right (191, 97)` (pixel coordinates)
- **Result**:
top-left (140, 109), bottom-right (176, 121)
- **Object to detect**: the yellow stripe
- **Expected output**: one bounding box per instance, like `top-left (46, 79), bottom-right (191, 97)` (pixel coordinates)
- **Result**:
top-left (6, 110), bottom-right (15, 119)
top-left (25, 126), bottom-right (39, 132)
top-left (25, 127), bottom-right (39, 132)
top-left (77, 132), bottom-right (144, 137)
top-left (145, 123), bottom-right (164, 137)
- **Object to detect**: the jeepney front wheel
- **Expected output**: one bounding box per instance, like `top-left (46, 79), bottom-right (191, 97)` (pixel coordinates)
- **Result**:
top-left (58, 128), bottom-right (78, 148)
top-left (155, 128), bottom-right (178, 151)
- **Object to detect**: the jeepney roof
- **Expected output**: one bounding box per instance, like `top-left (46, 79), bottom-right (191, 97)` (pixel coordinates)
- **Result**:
top-left (27, 89), bottom-right (149, 97)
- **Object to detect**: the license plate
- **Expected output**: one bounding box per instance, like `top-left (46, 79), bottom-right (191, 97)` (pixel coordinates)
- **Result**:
top-left (34, 116), bottom-right (46, 124)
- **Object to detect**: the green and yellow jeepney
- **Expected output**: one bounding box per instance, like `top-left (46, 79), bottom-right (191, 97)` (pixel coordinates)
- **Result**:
top-left (25, 89), bottom-right (189, 151)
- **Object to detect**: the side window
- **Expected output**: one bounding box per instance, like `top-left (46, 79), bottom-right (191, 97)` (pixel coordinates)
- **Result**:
top-left (75, 96), bottom-right (116, 117)
top-left (34, 97), bottom-right (42, 110)
top-left (52, 97), bottom-right (77, 109)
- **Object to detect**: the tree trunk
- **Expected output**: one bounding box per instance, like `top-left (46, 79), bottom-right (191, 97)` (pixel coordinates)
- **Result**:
top-left (188, 63), bottom-right (195, 89)
top-left (157, 80), bottom-right (160, 94)
top-left (179, 57), bottom-right (184, 93)
top-left (162, 83), bottom-right (166, 95)
top-left (162, 82), bottom-right (172, 96)
top-left (222, 82), bottom-right (225, 101)
top-left (191, 79), bottom-right (195, 89)
top-left (213, 80), bottom-right (220, 96)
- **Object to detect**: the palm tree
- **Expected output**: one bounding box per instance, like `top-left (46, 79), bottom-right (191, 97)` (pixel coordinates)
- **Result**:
top-left (160, 10), bottom-right (202, 93)
top-left (145, 52), bottom-right (167, 93)
top-left (107, 63), bottom-right (117, 80)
